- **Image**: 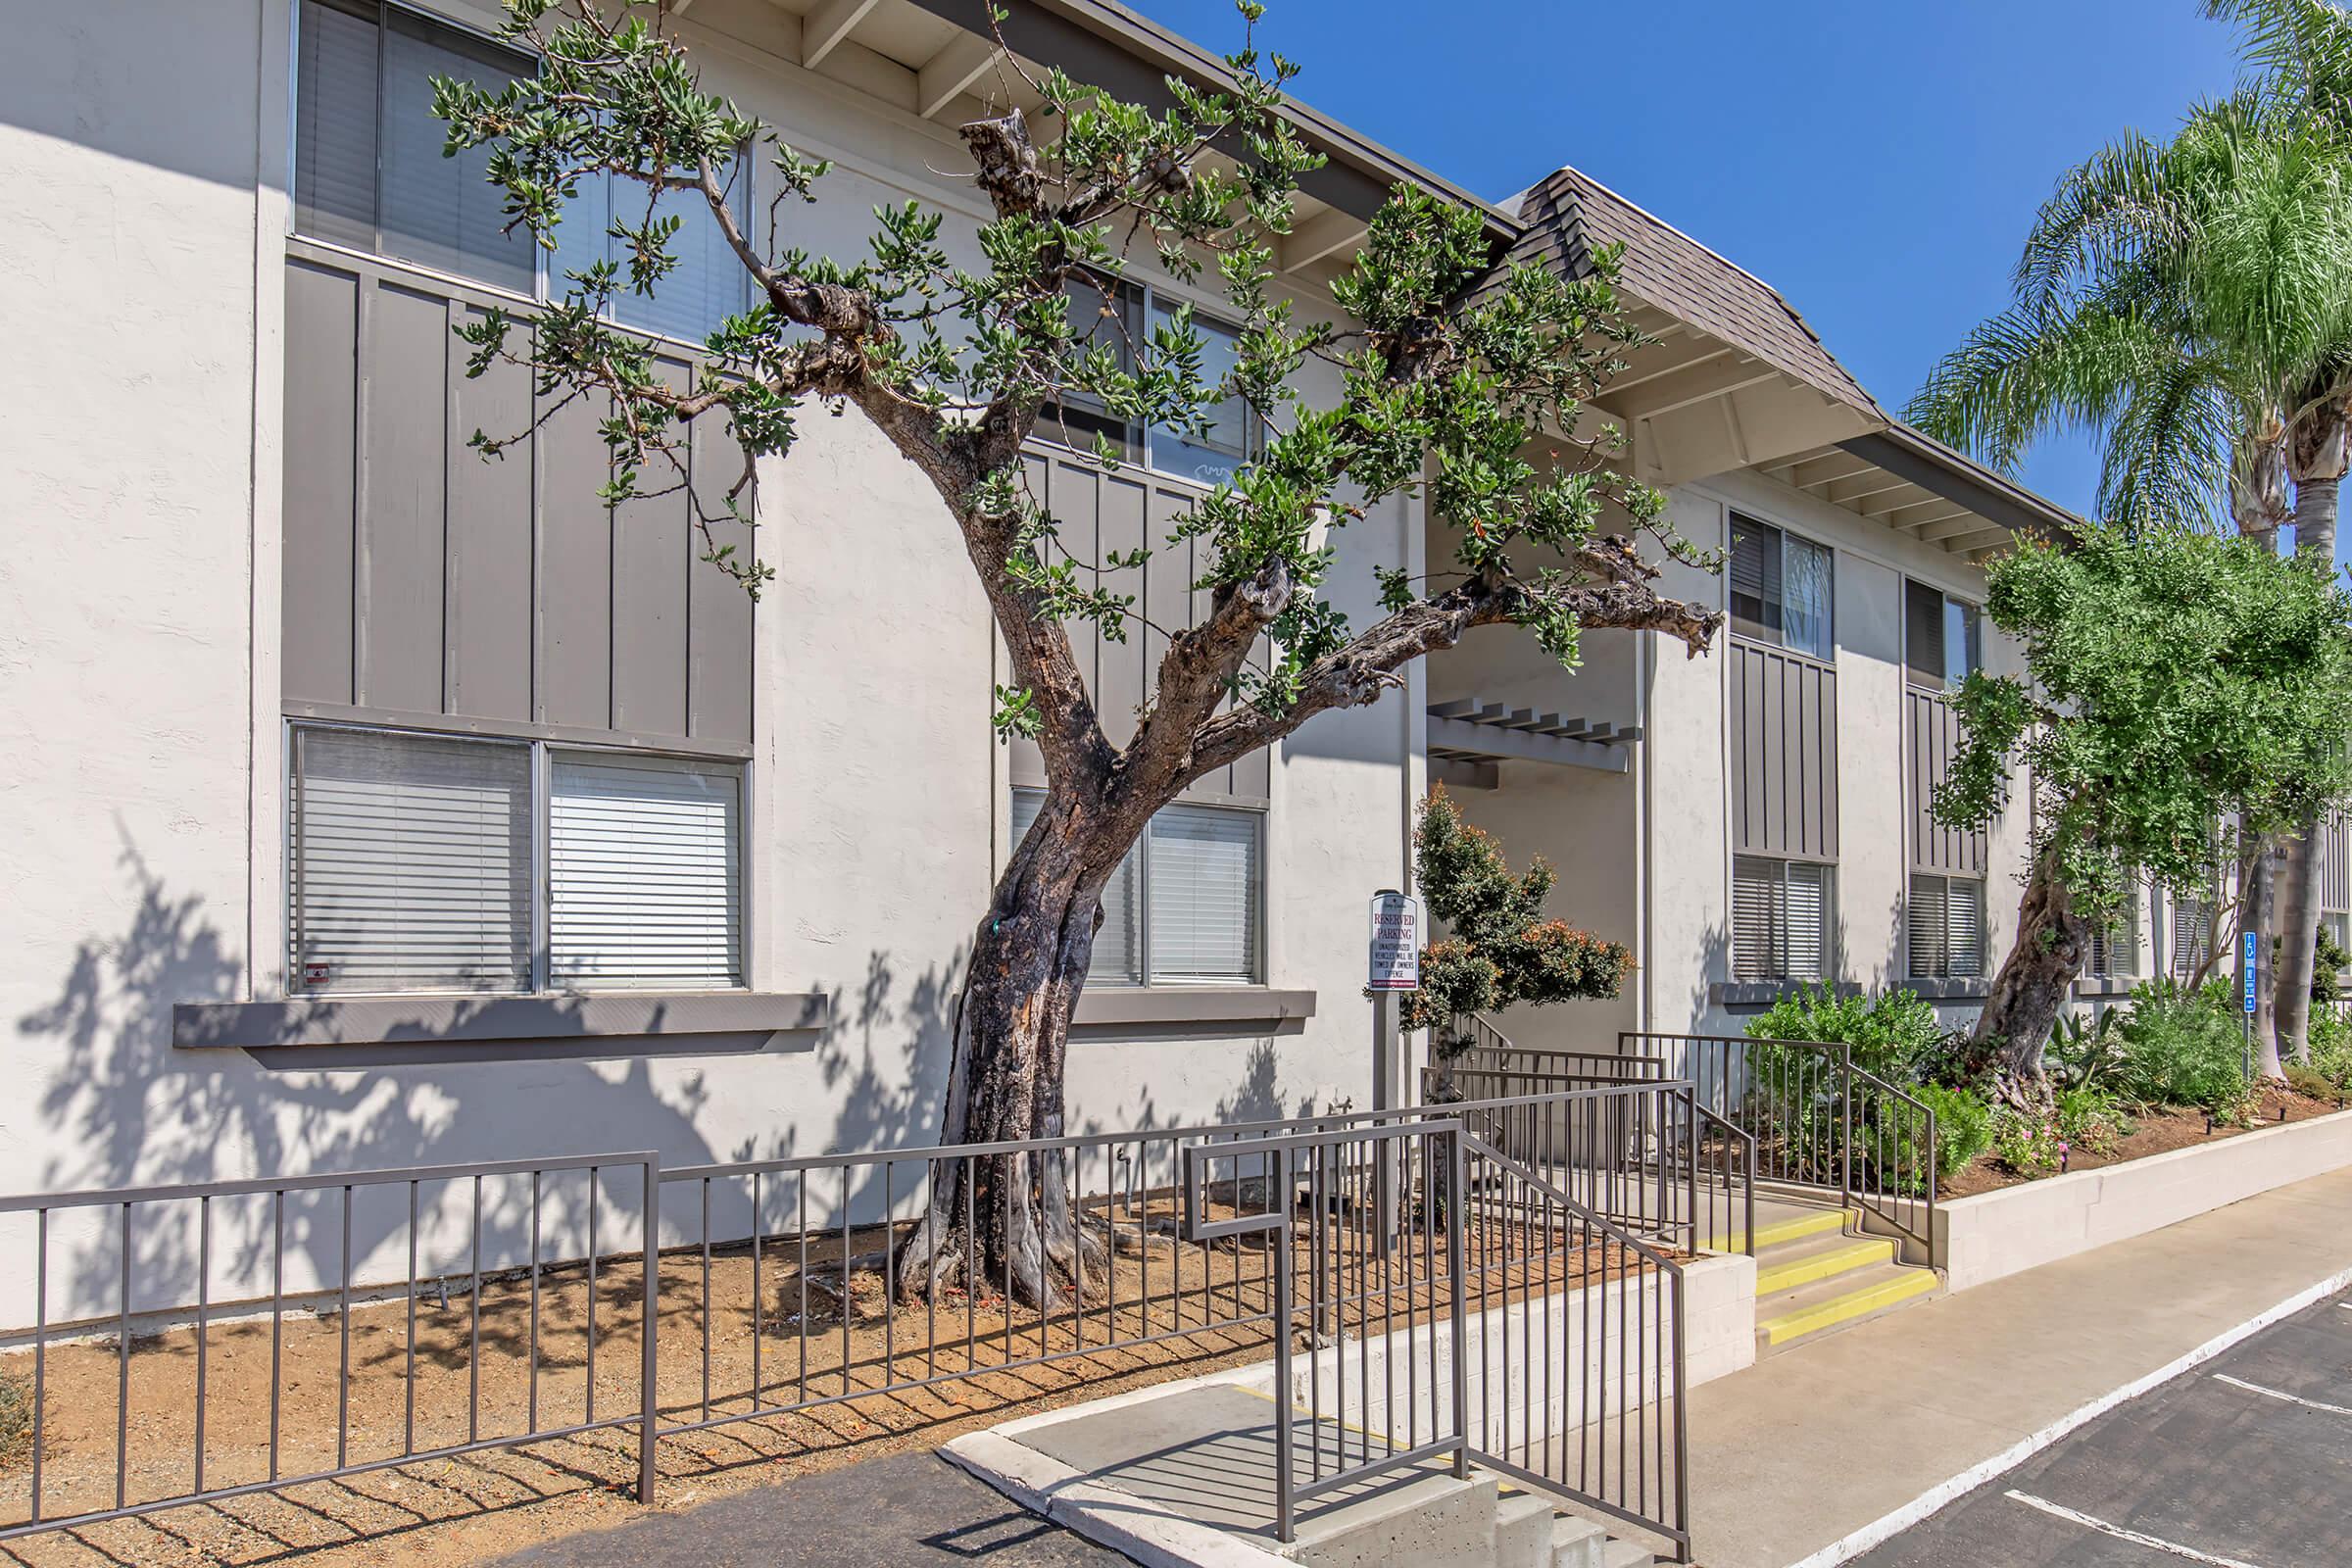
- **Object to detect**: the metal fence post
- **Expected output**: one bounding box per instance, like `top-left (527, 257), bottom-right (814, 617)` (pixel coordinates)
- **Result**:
top-left (1446, 1127), bottom-right (1469, 1478)
top-left (639, 1156), bottom-right (661, 1505)
top-left (1273, 1144), bottom-right (1298, 1543)
top-left (1838, 1043), bottom-right (1854, 1207)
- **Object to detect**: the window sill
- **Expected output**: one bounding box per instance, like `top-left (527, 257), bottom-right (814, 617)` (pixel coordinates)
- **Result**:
top-left (173, 991), bottom-right (830, 1054)
top-left (1072, 988), bottom-right (1317, 1028)
top-left (2073, 975), bottom-right (2140, 998)
top-left (1710, 980), bottom-right (1861, 1012)
top-left (1908, 977), bottom-right (1993, 1001)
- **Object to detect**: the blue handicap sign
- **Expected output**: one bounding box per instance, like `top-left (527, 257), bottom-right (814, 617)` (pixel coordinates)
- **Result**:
top-left (2243, 929), bottom-right (2259, 1014)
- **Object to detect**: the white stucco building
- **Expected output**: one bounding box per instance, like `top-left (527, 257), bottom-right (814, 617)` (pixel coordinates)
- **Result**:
top-left (5, 0), bottom-right (2248, 1216)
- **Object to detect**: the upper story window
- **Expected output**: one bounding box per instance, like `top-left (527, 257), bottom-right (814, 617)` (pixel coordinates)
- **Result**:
top-left (289, 723), bottom-right (744, 995)
top-left (1905, 580), bottom-right (1984, 691)
top-left (1046, 274), bottom-right (1262, 488)
top-left (1728, 515), bottom-right (1833, 662)
top-left (1011, 788), bottom-right (1263, 985)
top-left (292, 0), bottom-right (749, 343)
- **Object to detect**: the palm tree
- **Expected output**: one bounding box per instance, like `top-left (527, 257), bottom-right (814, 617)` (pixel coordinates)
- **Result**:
top-left (1909, 90), bottom-right (2352, 1078)
top-left (2207, 0), bottom-right (2352, 1062)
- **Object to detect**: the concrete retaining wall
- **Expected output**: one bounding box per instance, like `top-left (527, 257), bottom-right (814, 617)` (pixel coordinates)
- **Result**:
top-left (1935, 1107), bottom-right (2352, 1294)
top-left (1238, 1250), bottom-right (1756, 1446)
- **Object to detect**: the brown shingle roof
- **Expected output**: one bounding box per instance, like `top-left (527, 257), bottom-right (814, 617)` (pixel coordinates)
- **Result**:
top-left (1493, 166), bottom-right (1883, 419)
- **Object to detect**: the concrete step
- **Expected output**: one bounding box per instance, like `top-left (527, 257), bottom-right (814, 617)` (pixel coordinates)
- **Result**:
top-left (1752, 1231), bottom-right (1895, 1296)
top-left (1546, 1507), bottom-right (1661, 1568)
top-left (1756, 1256), bottom-right (1942, 1353)
top-left (1600, 1538), bottom-right (1658, 1568)
top-left (1703, 1199), bottom-right (1851, 1254)
top-left (1493, 1489), bottom-right (1557, 1568)
top-left (1283, 1470), bottom-right (1501, 1568)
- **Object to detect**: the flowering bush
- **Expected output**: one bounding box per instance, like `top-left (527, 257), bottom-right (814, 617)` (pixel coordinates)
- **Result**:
top-left (1991, 1110), bottom-right (2065, 1177)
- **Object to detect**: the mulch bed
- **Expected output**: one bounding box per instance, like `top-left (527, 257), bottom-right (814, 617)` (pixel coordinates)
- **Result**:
top-left (1938, 1082), bottom-right (2347, 1200)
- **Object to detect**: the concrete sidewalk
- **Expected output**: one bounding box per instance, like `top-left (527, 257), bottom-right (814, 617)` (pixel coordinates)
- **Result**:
top-left (1685, 1162), bottom-right (2352, 1568)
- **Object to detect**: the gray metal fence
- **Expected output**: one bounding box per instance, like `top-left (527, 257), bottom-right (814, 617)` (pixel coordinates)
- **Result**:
top-left (0, 1084), bottom-right (1707, 1554)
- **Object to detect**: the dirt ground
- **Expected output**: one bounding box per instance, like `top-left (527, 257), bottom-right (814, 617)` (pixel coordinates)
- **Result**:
top-left (0, 1190), bottom-right (1655, 1568)
top-left (1938, 1082), bottom-right (2345, 1199)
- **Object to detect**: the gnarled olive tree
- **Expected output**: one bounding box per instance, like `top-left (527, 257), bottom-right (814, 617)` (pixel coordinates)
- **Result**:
top-left (434, 0), bottom-right (1721, 1303)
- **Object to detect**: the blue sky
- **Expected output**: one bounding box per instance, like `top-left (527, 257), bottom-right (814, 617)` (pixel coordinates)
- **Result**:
top-left (1136, 0), bottom-right (2253, 533)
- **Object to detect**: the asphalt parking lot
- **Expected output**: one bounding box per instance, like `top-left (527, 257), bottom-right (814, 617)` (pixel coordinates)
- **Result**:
top-left (1850, 1286), bottom-right (2352, 1567)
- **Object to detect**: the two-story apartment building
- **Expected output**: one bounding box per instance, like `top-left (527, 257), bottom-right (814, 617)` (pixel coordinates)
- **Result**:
top-left (7, 0), bottom-right (2320, 1211)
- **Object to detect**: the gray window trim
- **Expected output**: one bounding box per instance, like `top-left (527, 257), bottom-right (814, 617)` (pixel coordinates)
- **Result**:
top-left (286, 717), bottom-right (751, 1000)
top-left (1727, 512), bottom-right (1836, 662)
top-left (1043, 273), bottom-right (1265, 487)
top-left (1904, 576), bottom-right (1984, 692)
top-left (175, 991), bottom-right (828, 1053)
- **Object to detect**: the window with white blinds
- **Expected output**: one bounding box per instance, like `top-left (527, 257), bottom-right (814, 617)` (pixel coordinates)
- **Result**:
top-left (2086, 887), bottom-right (2139, 977)
top-left (2170, 896), bottom-right (2214, 978)
top-left (289, 725), bottom-right (745, 995)
top-left (1010, 788), bottom-right (1142, 984)
top-left (293, 0), bottom-right (537, 295)
top-left (1907, 873), bottom-right (1984, 979)
top-left (292, 0), bottom-right (749, 340)
top-left (1010, 789), bottom-right (1262, 986)
top-left (550, 756), bottom-right (742, 988)
top-left (288, 727), bottom-right (532, 992)
top-left (1731, 855), bottom-right (1835, 982)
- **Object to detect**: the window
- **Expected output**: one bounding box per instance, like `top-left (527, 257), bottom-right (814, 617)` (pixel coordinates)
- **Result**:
top-left (1012, 788), bottom-right (1262, 985)
top-left (1731, 855), bottom-right (1835, 982)
top-left (1044, 274), bottom-right (1262, 486)
top-left (2169, 893), bottom-right (2214, 979)
top-left (1908, 872), bottom-right (1985, 980)
top-left (293, 0), bottom-right (750, 341)
top-left (289, 724), bottom-right (743, 994)
top-left (1728, 516), bottom-right (1833, 662)
top-left (1905, 580), bottom-right (1984, 691)
top-left (2086, 887), bottom-right (2140, 978)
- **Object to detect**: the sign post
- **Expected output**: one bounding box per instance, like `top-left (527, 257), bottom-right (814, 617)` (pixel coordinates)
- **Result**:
top-left (1367, 890), bottom-right (1424, 1255)
top-left (2243, 927), bottom-right (2260, 1086)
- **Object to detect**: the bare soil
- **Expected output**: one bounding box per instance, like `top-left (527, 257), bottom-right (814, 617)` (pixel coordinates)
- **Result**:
top-left (0, 1189), bottom-right (1658, 1568)
top-left (1938, 1083), bottom-right (2346, 1199)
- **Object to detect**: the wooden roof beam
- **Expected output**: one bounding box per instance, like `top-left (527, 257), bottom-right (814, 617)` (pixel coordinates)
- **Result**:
top-left (916, 31), bottom-right (1005, 118)
top-left (1610, 357), bottom-right (1781, 421)
top-left (802, 0), bottom-right (882, 69)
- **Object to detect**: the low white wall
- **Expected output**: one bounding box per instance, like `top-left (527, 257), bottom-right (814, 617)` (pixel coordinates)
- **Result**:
top-left (1936, 1107), bottom-right (2352, 1294)
top-left (1240, 1250), bottom-right (1756, 1446)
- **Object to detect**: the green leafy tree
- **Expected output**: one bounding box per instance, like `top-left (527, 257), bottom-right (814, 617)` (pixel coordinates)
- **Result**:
top-left (431, 0), bottom-right (1722, 1303)
top-left (1932, 526), bottom-right (2352, 1101)
top-left (1399, 786), bottom-right (1631, 1071)
top-left (1912, 6), bottom-right (2352, 1070)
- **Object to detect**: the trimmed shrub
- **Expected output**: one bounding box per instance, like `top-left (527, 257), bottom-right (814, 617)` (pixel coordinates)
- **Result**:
top-left (1744, 983), bottom-right (1944, 1083)
top-left (1991, 1109), bottom-right (2064, 1176)
top-left (2054, 1085), bottom-right (2131, 1156)
top-left (1913, 1083), bottom-right (1995, 1182)
top-left (2284, 1063), bottom-right (2338, 1101)
top-left (2115, 979), bottom-right (2249, 1111)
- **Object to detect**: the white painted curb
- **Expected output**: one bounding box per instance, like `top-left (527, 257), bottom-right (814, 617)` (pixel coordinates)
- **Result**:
top-left (1778, 1263), bottom-right (2352, 1568)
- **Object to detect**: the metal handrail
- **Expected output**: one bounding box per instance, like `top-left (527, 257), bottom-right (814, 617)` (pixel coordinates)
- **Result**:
top-left (1690, 1102), bottom-right (1757, 1258)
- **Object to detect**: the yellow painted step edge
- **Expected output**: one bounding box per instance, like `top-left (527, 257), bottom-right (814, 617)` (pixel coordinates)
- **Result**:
top-left (1754, 1237), bottom-right (1896, 1296)
top-left (1759, 1268), bottom-right (1939, 1348)
top-left (1711, 1205), bottom-right (1852, 1252)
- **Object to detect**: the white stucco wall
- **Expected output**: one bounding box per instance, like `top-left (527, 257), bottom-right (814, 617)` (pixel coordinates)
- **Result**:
top-left (0, 0), bottom-right (1419, 1326)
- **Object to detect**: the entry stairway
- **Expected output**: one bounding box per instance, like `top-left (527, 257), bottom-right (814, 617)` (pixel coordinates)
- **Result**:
top-left (1275, 1463), bottom-right (1664, 1568)
top-left (1709, 1194), bottom-right (1942, 1355)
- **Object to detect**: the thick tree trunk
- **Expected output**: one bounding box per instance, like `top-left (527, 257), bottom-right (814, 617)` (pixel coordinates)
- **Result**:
top-left (1972, 851), bottom-right (2090, 1104)
top-left (2275, 429), bottom-right (2344, 1066)
top-left (892, 796), bottom-right (1128, 1306)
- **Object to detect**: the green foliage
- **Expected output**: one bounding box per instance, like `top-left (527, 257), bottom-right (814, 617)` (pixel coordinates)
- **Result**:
top-left (2048, 1008), bottom-right (2132, 1094)
top-left (1992, 1109), bottom-right (2065, 1177)
top-left (2305, 1002), bottom-right (2352, 1090)
top-left (2312, 923), bottom-right (2349, 1002)
top-left (0, 1369), bottom-right (29, 1468)
top-left (2284, 1062), bottom-right (2339, 1099)
top-left (1934, 527), bottom-right (2352, 940)
top-left (1741, 983), bottom-right (1944, 1084)
top-left (2114, 979), bottom-right (2252, 1110)
top-left (2055, 1085), bottom-right (2132, 1157)
top-left (436, 0), bottom-right (1717, 740)
top-left (1402, 786), bottom-right (1630, 1041)
top-left (1914, 1083), bottom-right (1996, 1182)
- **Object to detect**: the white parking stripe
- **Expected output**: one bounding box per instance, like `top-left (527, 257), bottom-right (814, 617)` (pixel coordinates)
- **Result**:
top-left (2211, 1372), bottom-right (2352, 1417)
top-left (2002, 1492), bottom-right (2266, 1567)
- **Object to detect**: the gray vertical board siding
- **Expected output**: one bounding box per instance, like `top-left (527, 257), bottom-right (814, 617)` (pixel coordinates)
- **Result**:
top-left (1906, 689), bottom-right (1985, 874)
top-left (1729, 640), bottom-right (1838, 860)
top-left (280, 248), bottom-right (753, 751)
top-left (686, 388), bottom-right (755, 746)
top-left (1143, 480), bottom-right (1199, 784)
top-left (1007, 452), bottom-right (1052, 790)
top-left (282, 259), bottom-right (360, 706)
top-left (2322, 810), bottom-right (2350, 915)
top-left (1098, 467), bottom-right (1147, 750)
top-left (536, 373), bottom-right (613, 730)
top-left (611, 357), bottom-right (692, 739)
top-left (445, 300), bottom-right (534, 721)
top-left (358, 280), bottom-right (450, 713)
